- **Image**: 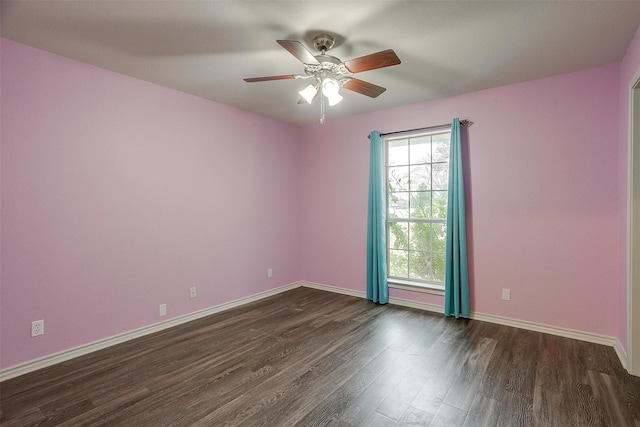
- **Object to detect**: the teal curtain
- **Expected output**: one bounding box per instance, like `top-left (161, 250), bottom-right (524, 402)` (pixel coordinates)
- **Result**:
top-left (366, 131), bottom-right (388, 304)
top-left (444, 118), bottom-right (470, 318)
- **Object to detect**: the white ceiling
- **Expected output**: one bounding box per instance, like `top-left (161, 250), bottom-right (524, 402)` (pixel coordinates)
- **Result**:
top-left (2, 1), bottom-right (640, 126)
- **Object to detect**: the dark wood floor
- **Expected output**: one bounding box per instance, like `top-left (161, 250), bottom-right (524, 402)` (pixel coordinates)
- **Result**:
top-left (2, 287), bottom-right (640, 426)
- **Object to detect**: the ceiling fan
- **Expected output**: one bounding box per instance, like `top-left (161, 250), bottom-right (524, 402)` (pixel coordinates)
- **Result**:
top-left (244, 34), bottom-right (401, 124)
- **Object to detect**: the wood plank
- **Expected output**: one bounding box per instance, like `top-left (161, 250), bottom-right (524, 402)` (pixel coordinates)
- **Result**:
top-left (532, 385), bottom-right (574, 427)
top-left (444, 337), bottom-right (497, 410)
top-left (496, 391), bottom-right (533, 427)
top-left (337, 349), bottom-right (418, 425)
top-left (462, 394), bottom-right (501, 427)
top-left (363, 411), bottom-right (399, 427)
top-left (375, 371), bottom-right (428, 421)
top-left (410, 329), bottom-right (479, 416)
top-left (585, 370), bottom-right (637, 427)
top-left (429, 403), bottom-right (467, 427)
top-left (397, 405), bottom-right (435, 426)
top-left (284, 348), bottom-right (404, 427)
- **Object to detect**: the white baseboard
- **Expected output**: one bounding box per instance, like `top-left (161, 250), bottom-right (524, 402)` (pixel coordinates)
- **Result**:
top-left (300, 280), bottom-right (444, 313)
top-left (299, 281), bottom-right (629, 370)
top-left (2, 280), bottom-right (629, 381)
top-left (0, 281), bottom-right (301, 382)
top-left (469, 311), bottom-right (627, 369)
top-left (613, 339), bottom-right (629, 370)
top-left (300, 280), bottom-right (366, 298)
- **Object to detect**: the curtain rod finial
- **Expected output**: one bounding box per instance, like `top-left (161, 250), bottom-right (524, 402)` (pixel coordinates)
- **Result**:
top-left (460, 119), bottom-right (474, 127)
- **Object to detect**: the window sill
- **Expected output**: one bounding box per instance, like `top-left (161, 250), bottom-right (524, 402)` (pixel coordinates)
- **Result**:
top-left (388, 279), bottom-right (445, 296)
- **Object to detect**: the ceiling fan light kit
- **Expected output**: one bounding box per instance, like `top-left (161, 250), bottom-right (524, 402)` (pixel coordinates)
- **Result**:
top-left (244, 34), bottom-right (401, 124)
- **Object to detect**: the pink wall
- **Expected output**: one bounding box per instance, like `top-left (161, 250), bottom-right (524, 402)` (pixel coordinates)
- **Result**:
top-left (0, 39), bottom-right (301, 369)
top-left (299, 63), bottom-right (622, 337)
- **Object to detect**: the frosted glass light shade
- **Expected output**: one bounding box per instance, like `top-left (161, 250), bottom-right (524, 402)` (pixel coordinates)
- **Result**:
top-left (322, 78), bottom-right (342, 106)
top-left (326, 92), bottom-right (343, 106)
top-left (322, 78), bottom-right (340, 95)
top-left (299, 84), bottom-right (318, 104)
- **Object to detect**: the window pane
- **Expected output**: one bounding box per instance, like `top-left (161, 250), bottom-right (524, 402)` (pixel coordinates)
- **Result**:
top-left (432, 223), bottom-right (447, 253)
top-left (432, 133), bottom-right (450, 163)
top-left (388, 166), bottom-right (409, 192)
top-left (432, 191), bottom-right (448, 219)
top-left (409, 251), bottom-right (431, 281)
top-left (409, 222), bottom-right (431, 252)
top-left (410, 164), bottom-right (431, 191)
top-left (432, 252), bottom-right (446, 282)
top-left (410, 136), bottom-right (431, 164)
top-left (388, 222), bottom-right (408, 250)
top-left (389, 249), bottom-right (409, 278)
top-left (432, 163), bottom-right (448, 190)
top-left (388, 139), bottom-right (409, 166)
top-left (388, 192), bottom-right (409, 218)
top-left (410, 191), bottom-right (431, 218)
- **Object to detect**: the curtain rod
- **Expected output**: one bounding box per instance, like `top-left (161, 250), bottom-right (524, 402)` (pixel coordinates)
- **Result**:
top-left (368, 119), bottom-right (473, 139)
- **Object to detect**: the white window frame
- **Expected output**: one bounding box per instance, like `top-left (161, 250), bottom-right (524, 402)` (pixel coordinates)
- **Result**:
top-left (384, 128), bottom-right (451, 295)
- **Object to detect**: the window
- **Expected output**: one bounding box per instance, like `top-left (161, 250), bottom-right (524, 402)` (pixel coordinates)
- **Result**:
top-left (386, 129), bottom-right (450, 290)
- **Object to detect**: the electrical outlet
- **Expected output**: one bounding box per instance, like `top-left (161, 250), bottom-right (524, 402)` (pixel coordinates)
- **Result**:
top-left (159, 304), bottom-right (167, 316)
top-left (31, 320), bottom-right (44, 337)
top-left (502, 288), bottom-right (511, 301)
top-left (267, 268), bottom-right (273, 278)
top-left (190, 287), bottom-right (197, 298)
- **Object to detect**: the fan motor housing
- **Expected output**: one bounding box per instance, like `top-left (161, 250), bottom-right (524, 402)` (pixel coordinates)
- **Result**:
top-left (313, 34), bottom-right (335, 53)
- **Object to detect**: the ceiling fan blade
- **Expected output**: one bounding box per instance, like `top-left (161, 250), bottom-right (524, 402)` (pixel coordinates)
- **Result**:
top-left (343, 49), bottom-right (401, 74)
top-left (342, 78), bottom-right (387, 98)
top-left (277, 40), bottom-right (320, 65)
top-left (244, 75), bottom-right (298, 82)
